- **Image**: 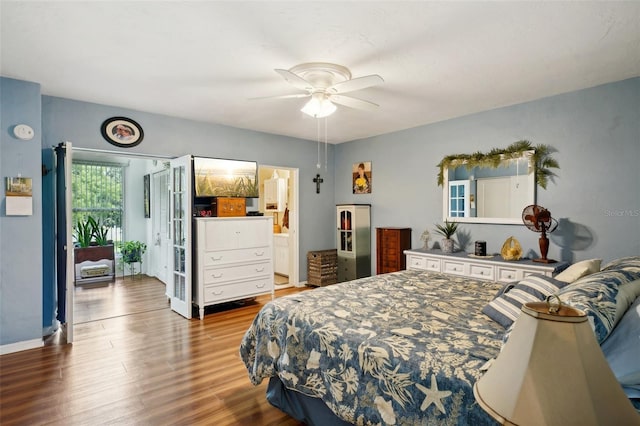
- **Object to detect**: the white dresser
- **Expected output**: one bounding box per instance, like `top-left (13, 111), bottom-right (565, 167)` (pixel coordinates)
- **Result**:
top-left (404, 249), bottom-right (568, 283)
top-left (194, 217), bottom-right (274, 320)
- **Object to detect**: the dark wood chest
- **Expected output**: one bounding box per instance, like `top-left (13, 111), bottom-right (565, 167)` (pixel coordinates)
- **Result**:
top-left (376, 227), bottom-right (411, 274)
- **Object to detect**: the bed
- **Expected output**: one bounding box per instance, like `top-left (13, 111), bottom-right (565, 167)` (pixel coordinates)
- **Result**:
top-left (240, 257), bottom-right (640, 425)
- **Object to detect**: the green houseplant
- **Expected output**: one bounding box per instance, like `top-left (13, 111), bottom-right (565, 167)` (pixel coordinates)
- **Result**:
top-left (119, 240), bottom-right (147, 277)
top-left (88, 216), bottom-right (110, 246)
top-left (434, 220), bottom-right (459, 253)
top-left (74, 217), bottom-right (94, 248)
top-left (73, 215), bottom-right (115, 283)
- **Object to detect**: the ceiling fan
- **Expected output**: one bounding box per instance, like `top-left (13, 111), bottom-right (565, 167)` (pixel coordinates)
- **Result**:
top-left (258, 62), bottom-right (384, 118)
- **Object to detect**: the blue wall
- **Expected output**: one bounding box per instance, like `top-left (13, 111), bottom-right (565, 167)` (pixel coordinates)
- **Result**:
top-left (1, 76), bottom-right (638, 350)
top-left (335, 78), bottom-right (640, 265)
top-left (0, 77), bottom-right (44, 349)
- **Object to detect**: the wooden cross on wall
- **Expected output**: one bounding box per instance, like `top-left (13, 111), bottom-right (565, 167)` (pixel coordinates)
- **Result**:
top-left (313, 174), bottom-right (324, 194)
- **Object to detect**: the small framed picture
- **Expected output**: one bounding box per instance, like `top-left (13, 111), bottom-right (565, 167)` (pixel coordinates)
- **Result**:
top-left (353, 161), bottom-right (372, 194)
top-left (101, 117), bottom-right (144, 148)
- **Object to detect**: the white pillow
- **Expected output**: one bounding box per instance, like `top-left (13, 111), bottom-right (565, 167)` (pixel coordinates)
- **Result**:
top-left (555, 258), bottom-right (601, 283)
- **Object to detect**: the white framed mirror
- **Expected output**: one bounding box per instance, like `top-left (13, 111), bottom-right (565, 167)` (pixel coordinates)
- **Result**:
top-left (441, 151), bottom-right (535, 224)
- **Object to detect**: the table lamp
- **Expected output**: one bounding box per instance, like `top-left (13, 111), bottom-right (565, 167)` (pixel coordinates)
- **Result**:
top-left (473, 296), bottom-right (638, 425)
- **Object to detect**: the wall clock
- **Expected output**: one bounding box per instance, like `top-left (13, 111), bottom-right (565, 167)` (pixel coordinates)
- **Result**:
top-left (101, 117), bottom-right (144, 148)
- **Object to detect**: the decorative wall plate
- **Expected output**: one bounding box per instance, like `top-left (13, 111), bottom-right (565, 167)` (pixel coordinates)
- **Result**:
top-left (101, 117), bottom-right (144, 148)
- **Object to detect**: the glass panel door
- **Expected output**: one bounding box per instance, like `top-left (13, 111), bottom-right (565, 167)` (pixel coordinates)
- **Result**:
top-left (338, 208), bottom-right (353, 253)
top-left (169, 155), bottom-right (192, 319)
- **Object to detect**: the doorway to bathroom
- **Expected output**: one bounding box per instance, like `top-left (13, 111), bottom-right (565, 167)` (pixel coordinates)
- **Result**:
top-left (258, 165), bottom-right (299, 289)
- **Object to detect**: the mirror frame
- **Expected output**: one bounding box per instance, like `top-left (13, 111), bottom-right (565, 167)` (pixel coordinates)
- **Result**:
top-left (441, 150), bottom-right (536, 224)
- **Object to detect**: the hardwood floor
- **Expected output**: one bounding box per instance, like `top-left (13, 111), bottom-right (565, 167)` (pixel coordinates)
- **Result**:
top-left (0, 278), bottom-right (310, 426)
top-left (73, 275), bottom-right (170, 323)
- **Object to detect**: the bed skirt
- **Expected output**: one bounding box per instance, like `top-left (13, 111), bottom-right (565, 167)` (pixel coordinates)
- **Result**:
top-left (267, 377), bottom-right (352, 426)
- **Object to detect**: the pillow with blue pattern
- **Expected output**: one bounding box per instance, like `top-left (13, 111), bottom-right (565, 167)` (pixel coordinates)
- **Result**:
top-left (557, 264), bottom-right (640, 344)
top-left (482, 274), bottom-right (569, 328)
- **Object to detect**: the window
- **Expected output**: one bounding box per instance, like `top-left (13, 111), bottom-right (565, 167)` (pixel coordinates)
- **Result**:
top-left (448, 180), bottom-right (470, 218)
top-left (72, 162), bottom-right (124, 247)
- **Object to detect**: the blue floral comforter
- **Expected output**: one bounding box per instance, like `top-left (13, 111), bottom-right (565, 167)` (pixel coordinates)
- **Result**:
top-left (240, 269), bottom-right (505, 425)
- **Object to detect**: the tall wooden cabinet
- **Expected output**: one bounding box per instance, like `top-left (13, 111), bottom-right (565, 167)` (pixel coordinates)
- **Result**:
top-left (376, 227), bottom-right (411, 274)
top-left (193, 216), bottom-right (274, 320)
top-left (337, 204), bottom-right (371, 282)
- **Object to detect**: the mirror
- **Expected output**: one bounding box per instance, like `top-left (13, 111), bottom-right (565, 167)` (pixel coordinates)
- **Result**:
top-left (441, 151), bottom-right (535, 224)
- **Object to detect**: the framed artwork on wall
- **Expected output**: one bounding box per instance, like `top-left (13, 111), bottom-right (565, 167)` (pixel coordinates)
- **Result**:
top-left (352, 161), bottom-right (372, 194)
top-left (143, 174), bottom-right (150, 218)
top-left (101, 116), bottom-right (144, 148)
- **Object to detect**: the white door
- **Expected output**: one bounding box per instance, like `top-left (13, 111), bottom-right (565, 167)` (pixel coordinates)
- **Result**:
top-left (448, 180), bottom-right (470, 218)
top-left (62, 142), bottom-right (74, 342)
top-left (169, 155), bottom-right (192, 319)
top-left (151, 169), bottom-right (170, 285)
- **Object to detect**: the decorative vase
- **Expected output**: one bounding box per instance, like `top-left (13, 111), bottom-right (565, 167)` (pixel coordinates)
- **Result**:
top-left (442, 238), bottom-right (454, 253)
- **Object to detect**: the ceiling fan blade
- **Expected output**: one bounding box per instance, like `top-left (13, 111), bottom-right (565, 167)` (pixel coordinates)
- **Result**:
top-left (274, 69), bottom-right (315, 92)
top-left (330, 95), bottom-right (379, 111)
top-left (248, 93), bottom-right (310, 101)
top-left (327, 74), bottom-right (384, 94)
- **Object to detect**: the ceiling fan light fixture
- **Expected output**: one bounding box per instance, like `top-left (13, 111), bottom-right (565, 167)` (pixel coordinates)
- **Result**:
top-left (301, 93), bottom-right (337, 118)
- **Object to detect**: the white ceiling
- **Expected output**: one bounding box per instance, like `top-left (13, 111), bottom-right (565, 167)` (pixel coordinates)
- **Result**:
top-left (1, 1), bottom-right (638, 143)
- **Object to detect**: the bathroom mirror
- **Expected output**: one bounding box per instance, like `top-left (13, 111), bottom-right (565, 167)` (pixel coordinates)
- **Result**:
top-left (441, 151), bottom-right (535, 224)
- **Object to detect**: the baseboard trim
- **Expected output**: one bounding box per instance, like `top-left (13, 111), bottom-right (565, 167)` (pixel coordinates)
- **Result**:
top-left (1, 338), bottom-right (43, 355)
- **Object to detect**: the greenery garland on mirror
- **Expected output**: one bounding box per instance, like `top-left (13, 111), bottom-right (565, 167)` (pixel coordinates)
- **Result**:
top-left (436, 140), bottom-right (559, 189)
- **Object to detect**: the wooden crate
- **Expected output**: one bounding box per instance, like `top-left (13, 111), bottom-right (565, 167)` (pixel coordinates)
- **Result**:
top-left (307, 249), bottom-right (338, 286)
top-left (212, 197), bottom-right (246, 217)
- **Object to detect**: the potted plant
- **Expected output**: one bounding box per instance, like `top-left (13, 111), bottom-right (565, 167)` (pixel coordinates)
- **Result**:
top-left (434, 220), bottom-right (459, 253)
top-left (74, 216), bottom-right (94, 248)
top-left (73, 215), bottom-right (115, 283)
top-left (119, 240), bottom-right (147, 277)
top-left (88, 216), bottom-right (110, 246)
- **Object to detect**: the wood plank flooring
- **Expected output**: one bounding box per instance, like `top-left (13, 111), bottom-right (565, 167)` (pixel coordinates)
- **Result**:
top-left (0, 276), bottom-right (310, 426)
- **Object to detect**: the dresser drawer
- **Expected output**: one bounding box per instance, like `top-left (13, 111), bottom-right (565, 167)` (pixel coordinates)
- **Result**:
top-left (424, 258), bottom-right (441, 272)
top-left (496, 266), bottom-right (522, 283)
top-left (202, 247), bottom-right (270, 267)
top-left (442, 259), bottom-right (465, 276)
top-left (203, 261), bottom-right (271, 285)
top-left (468, 263), bottom-right (495, 281)
top-left (203, 278), bottom-right (272, 303)
top-left (407, 255), bottom-right (427, 270)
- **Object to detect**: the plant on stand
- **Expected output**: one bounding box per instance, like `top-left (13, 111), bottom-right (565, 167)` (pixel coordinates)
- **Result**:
top-left (119, 240), bottom-right (147, 278)
top-left (435, 220), bottom-right (459, 253)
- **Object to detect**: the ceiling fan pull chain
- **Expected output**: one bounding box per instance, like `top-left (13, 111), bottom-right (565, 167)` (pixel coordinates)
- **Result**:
top-left (316, 118), bottom-right (321, 169)
top-left (324, 118), bottom-right (328, 171)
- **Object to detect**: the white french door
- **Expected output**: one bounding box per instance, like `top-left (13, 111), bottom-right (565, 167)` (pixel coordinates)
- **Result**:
top-left (169, 155), bottom-right (193, 318)
top-left (151, 169), bottom-right (170, 285)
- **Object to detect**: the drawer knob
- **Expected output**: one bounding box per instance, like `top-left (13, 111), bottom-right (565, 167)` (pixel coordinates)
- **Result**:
top-left (256, 267), bottom-right (265, 272)
top-left (255, 251), bottom-right (265, 256)
top-left (213, 290), bottom-right (223, 295)
top-left (212, 273), bottom-right (223, 278)
top-left (211, 256), bottom-right (222, 261)
top-left (256, 283), bottom-right (266, 288)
